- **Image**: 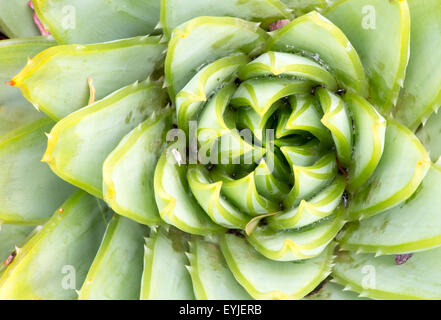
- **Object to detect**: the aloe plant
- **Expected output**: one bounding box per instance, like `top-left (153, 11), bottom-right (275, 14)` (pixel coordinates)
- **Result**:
top-left (1, 0), bottom-right (441, 300)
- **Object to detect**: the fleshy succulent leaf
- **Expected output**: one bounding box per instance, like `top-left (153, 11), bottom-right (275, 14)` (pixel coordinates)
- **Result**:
top-left (340, 164), bottom-right (441, 255)
top-left (0, 118), bottom-right (76, 224)
top-left (141, 227), bottom-right (195, 300)
top-left (394, 0), bottom-right (441, 130)
top-left (220, 233), bottom-right (336, 300)
top-left (103, 108), bottom-right (172, 226)
top-left (0, 0), bottom-right (40, 38)
top-left (333, 247), bottom-right (441, 300)
top-left (0, 36), bottom-right (54, 136)
top-left (160, 0), bottom-right (292, 38)
top-left (0, 191), bottom-right (110, 299)
top-left (165, 16), bottom-right (268, 99)
top-left (12, 35), bottom-right (166, 120)
top-left (348, 119), bottom-right (430, 220)
top-left (78, 215), bottom-right (148, 300)
top-left (267, 11), bottom-right (367, 95)
top-left (187, 237), bottom-right (252, 300)
top-left (33, 0), bottom-right (161, 44)
top-left (43, 80), bottom-right (167, 198)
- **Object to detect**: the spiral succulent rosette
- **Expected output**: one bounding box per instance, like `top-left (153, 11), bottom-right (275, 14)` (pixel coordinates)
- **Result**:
top-left (0, 0), bottom-right (441, 300)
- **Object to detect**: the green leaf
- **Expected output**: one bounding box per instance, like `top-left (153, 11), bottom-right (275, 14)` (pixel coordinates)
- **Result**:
top-left (176, 54), bottom-right (250, 134)
top-left (281, 0), bottom-right (331, 15)
top-left (325, 0), bottom-right (410, 113)
top-left (187, 165), bottom-right (250, 230)
top-left (333, 247), bottom-right (441, 299)
top-left (0, 0), bottom-right (39, 38)
top-left (283, 152), bottom-right (338, 209)
top-left (79, 215), bottom-right (148, 300)
top-left (154, 145), bottom-right (225, 236)
top-left (0, 118), bottom-right (76, 224)
top-left (269, 175), bottom-right (345, 230)
top-left (276, 95), bottom-right (332, 143)
top-left (348, 119), bottom-right (430, 220)
top-left (417, 110), bottom-right (441, 162)
top-left (141, 227), bottom-right (195, 300)
top-left (220, 233), bottom-right (336, 300)
top-left (305, 281), bottom-right (370, 300)
top-left (394, 0), bottom-right (441, 130)
top-left (0, 191), bottom-right (110, 299)
top-left (0, 224), bottom-right (35, 264)
top-left (165, 16), bottom-right (268, 99)
top-left (267, 11), bottom-right (367, 95)
top-left (247, 211), bottom-right (345, 261)
top-left (231, 78), bottom-right (313, 141)
top-left (343, 93), bottom-right (386, 193)
top-left (0, 36), bottom-right (55, 136)
top-left (238, 51), bottom-right (337, 91)
top-left (160, 0), bottom-right (292, 38)
top-left (43, 80), bottom-right (167, 199)
top-left (187, 237), bottom-right (252, 300)
top-left (12, 35), bottom-right (166, 120)
top-left (340, 164), bottom-right (441, 255)
top-left (33, 0), bottom-right (161, 44)
top-left (103, 108), bottom-right (172, 226)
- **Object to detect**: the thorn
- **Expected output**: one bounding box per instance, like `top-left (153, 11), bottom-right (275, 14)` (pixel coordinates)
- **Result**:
top-left (58, 207), bottom-right (64, 213)
top-left (87, 77), bottom-right (96, 105)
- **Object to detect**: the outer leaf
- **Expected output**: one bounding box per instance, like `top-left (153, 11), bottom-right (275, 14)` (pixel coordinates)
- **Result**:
top-left (340, 164), bottom-right (441, 255)
top-left (325, 0), bottom-right (410, 113)
top-left (0, 118), bottom-right (75, 224)
top-left (160, 0), bottom-right (292, 38)
top-left (267, 11), bottom-right (367, 95)
top-left (333, 248), bottom-right (441, 300)
top-left (417, 110), bottom-right (441, 162)
top-left (281, 0), bottom-right (330, 15)
top-left (306, 282), bottom-right (369, 300)
top-left (0, 191), bottom-right (110, 300)
top-left (103, 108), bottom-right (172, 226)
top-left (220, 233), bottom-right (336, 300)
top-left (187, 237), bottom-right (252, 300)
top-left (0, 0), bottom-right (39, 38)
top-left (0, 224), bottom-right (35, 264)
top-left (141, 227), bottom-right (195, 300)
top-left (43, 80), bottom-right (167, 198)
top-left (0, 36), bottom-right (55, 136)
top-left (348, 119), bottom-right (430, 220)
top-left (79, 215), bottom-right (148, 300)
top-left (12, 35), bottom-right (166, 120)
top-left (33, 0), bottom-right (161, 44)
top-left (165, 16), bottom-right (268, 99)
top-left (394, 0), bottom-right (441, 130)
